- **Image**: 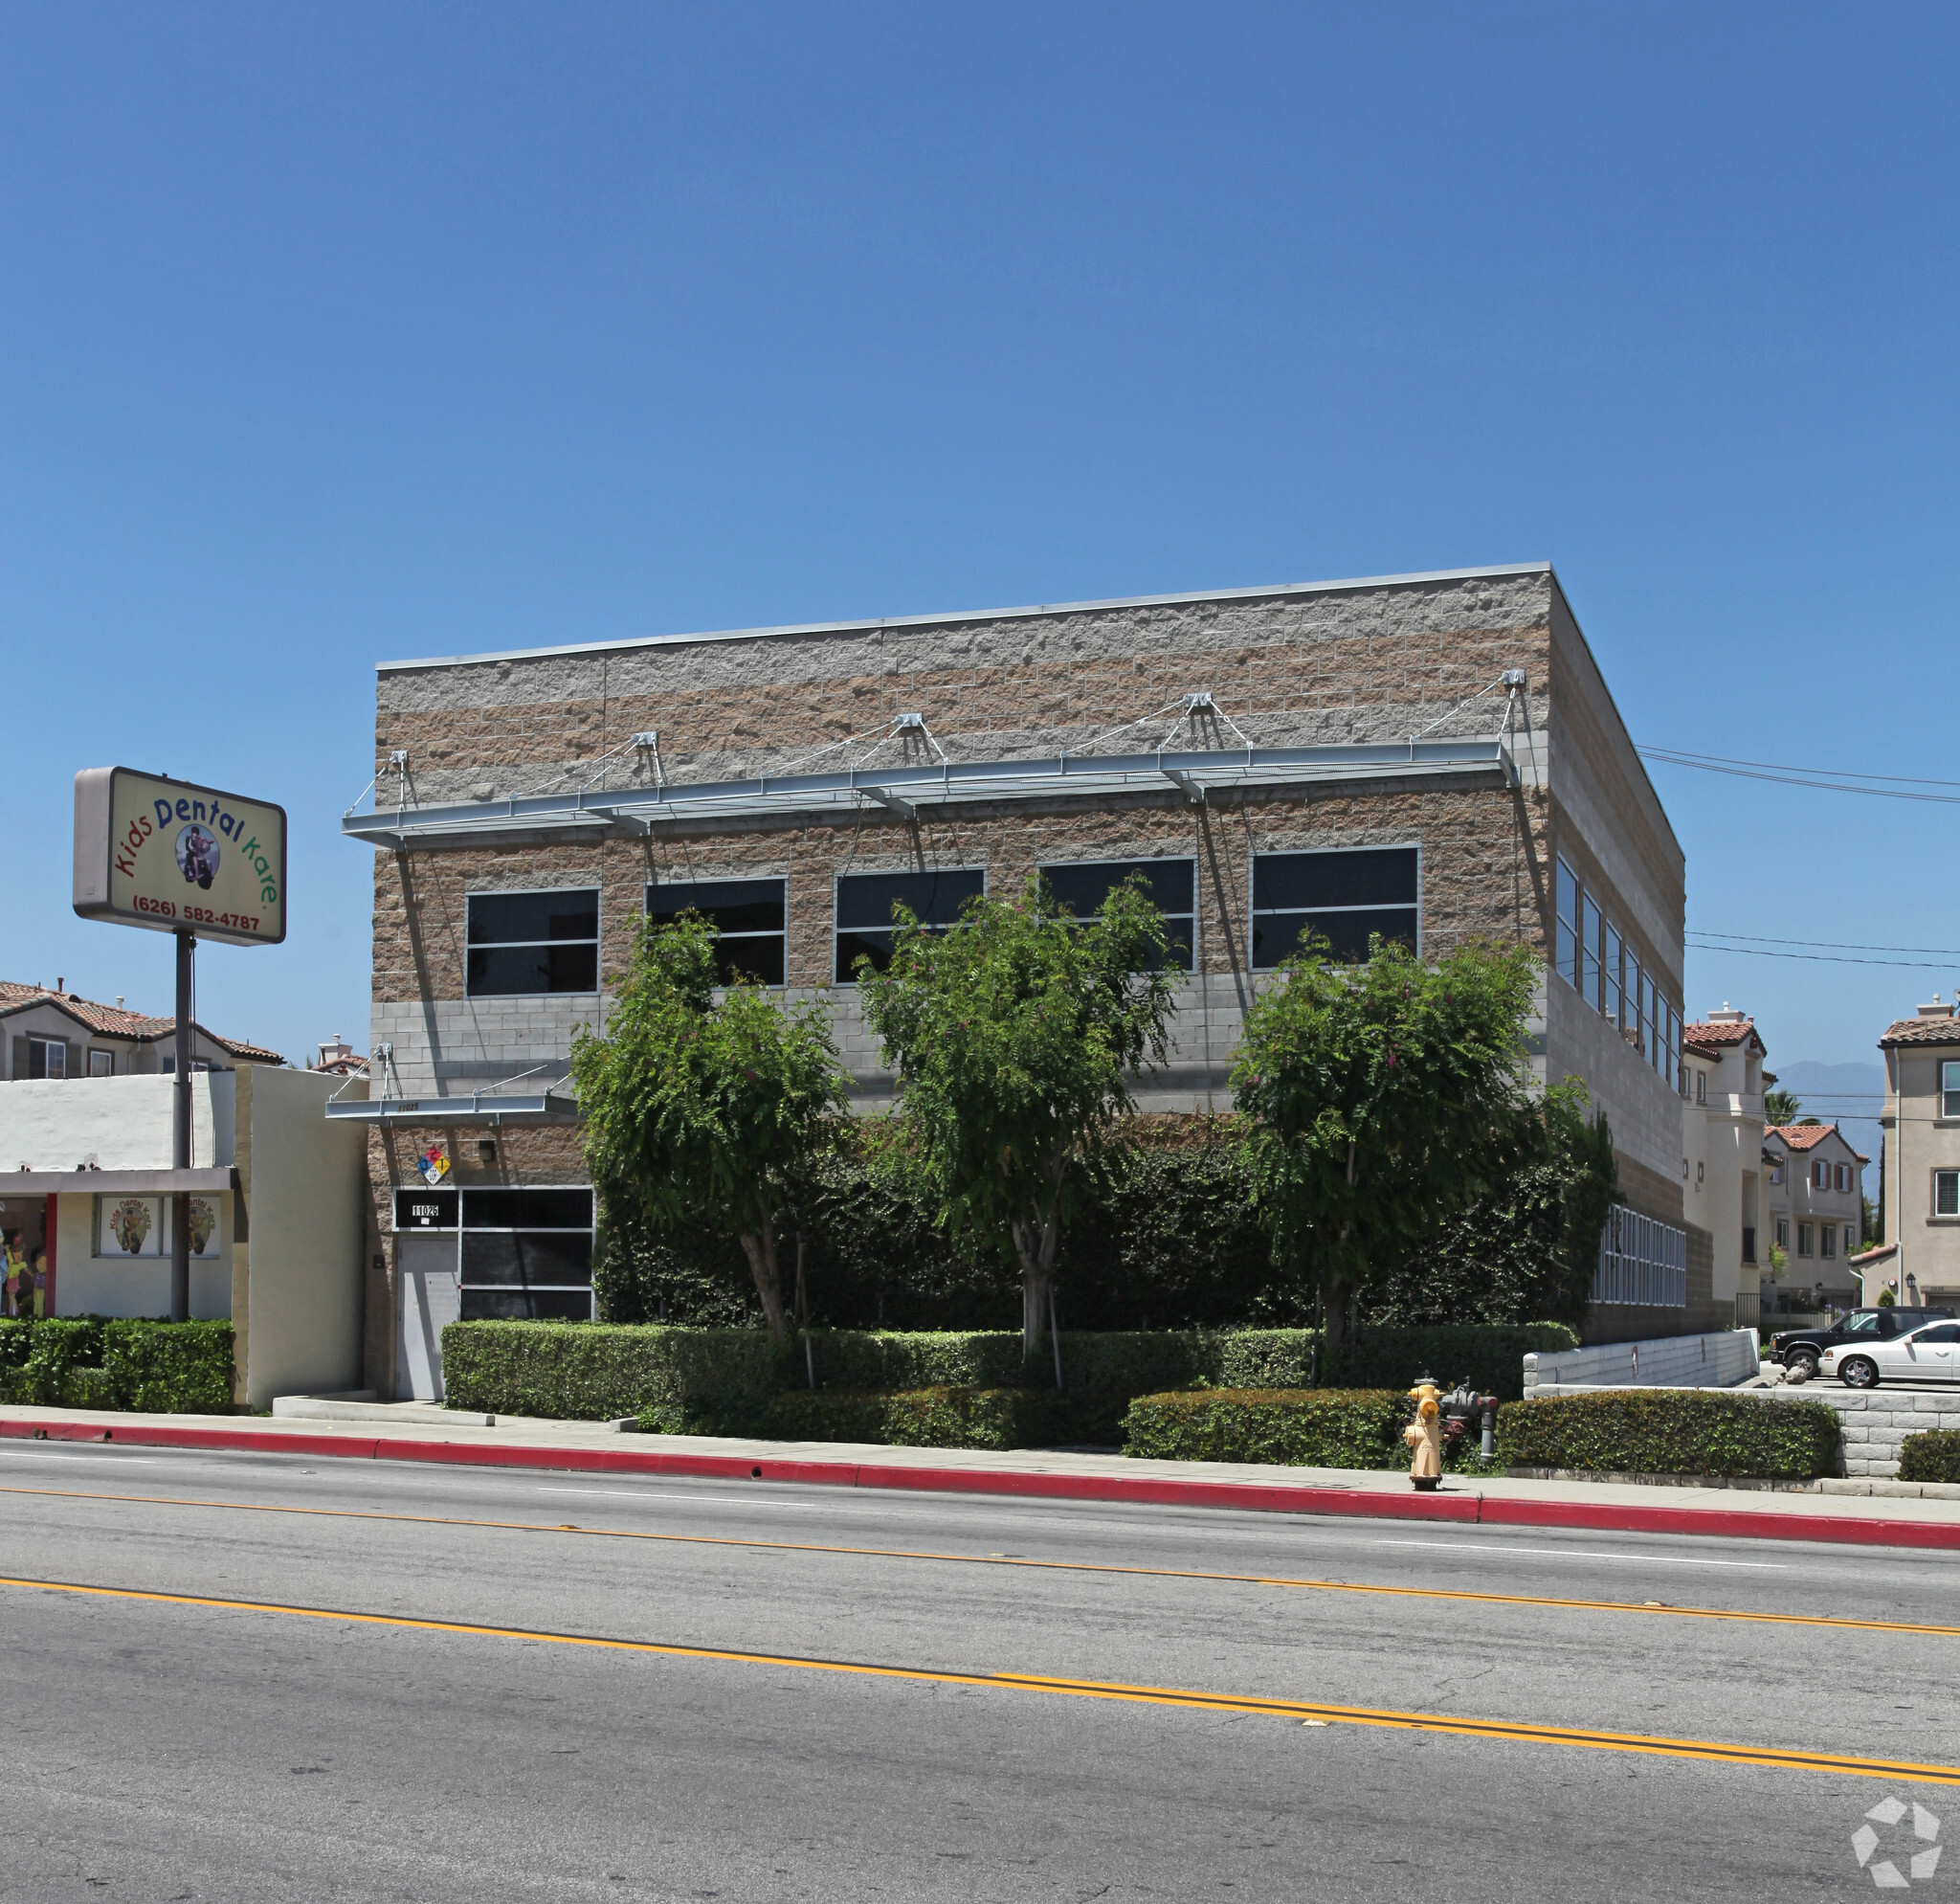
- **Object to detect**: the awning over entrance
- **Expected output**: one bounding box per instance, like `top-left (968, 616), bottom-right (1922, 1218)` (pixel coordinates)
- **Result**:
top-left (323, 1093), bottom-right (579, 1126)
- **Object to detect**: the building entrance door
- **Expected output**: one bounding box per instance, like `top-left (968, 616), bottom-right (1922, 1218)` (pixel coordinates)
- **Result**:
top-left (396, 1233), bottom-right (459, 1400)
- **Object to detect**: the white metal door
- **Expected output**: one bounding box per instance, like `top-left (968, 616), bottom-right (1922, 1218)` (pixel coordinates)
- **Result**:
top-left (396, 1233), bottom-right (460, 1401)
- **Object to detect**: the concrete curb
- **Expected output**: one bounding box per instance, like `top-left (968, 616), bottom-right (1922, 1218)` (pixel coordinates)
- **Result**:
top-left (7, 1415), bottom-right (1959, 1550)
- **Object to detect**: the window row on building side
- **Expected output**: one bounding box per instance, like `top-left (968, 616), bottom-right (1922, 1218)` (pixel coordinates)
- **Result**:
top-left (1554, 855), bottom-right (1682, 1087)
top-left (460, 847), bottom-right (1422, 997)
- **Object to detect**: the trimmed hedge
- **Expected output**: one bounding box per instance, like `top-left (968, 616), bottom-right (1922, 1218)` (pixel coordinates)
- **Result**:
top-left (1899, 1430), bottom-right (1960, 1485)
top-left (0, 1317), bottom-right (234, 1414)
top-left (1495, 1390), bottom-right (1841, 1480)
top-left (441, 1319), bottom-right (1580, 1435)
top-left (1122, 1388), bottom-right (1417, 1468)
top-left (440, 1321), bottom-right (788, 1428)
top-left (752, 1386), bottom-right (1068, 1451)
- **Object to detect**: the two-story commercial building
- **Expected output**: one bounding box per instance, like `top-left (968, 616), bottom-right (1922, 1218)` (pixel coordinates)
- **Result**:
top-left (344, 563), bottom-right (1697, 1397)
top-left (1874, 998), bottom-right (1960, 1311)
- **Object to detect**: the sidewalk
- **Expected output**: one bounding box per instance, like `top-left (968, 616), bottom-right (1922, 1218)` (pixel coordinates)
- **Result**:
top-left (6, 1403), bottom-right (1960, 1550)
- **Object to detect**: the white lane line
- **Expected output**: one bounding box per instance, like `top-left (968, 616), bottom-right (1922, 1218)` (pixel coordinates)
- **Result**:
top-left (1373, 1538), bottom-right (1787, 1570)
top-left (532, 1487), bottom-right (819, 1510)
top-left (0, 1451), bottom-right (156, 1464)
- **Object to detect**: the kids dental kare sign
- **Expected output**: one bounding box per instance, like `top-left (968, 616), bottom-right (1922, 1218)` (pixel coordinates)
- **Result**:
top-left (73, 768), bottom-right (287, 947)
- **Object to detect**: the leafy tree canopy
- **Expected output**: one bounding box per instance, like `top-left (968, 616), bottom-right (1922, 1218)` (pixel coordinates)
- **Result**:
top-left (858, 872), bottom-right (1179, 1359)
top-left (572, 914), bottom-right (849, 1342)
top-left (1231, 934), bottom-right (1543, 1347)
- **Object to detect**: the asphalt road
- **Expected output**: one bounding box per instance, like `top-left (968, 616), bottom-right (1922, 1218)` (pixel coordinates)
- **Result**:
top-left (2, 1441), bottom-right (1956, 1901)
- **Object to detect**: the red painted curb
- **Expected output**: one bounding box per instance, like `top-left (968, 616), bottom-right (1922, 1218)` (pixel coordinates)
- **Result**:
top-left (5, 1414), bottom-right (1957, 1550)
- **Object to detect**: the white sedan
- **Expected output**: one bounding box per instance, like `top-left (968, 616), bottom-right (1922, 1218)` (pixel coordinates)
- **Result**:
top-left (1821, 1321), bottom-right (1960, 1389)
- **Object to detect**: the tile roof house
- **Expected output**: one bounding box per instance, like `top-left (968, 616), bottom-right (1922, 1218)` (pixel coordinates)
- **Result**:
top-left (1679, 1008), bottom-right (1774, 1329)
top-left (1878, 998), bottom-right (1960, 1310)
top-left (0, 979), bottom-right (283, 1079)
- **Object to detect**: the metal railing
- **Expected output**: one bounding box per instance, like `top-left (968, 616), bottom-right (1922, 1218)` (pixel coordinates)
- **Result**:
top-left (1734, 1291), bottom-right (1760, 1328)
top-left (1592, 1203), bottom-right (1688, 1308)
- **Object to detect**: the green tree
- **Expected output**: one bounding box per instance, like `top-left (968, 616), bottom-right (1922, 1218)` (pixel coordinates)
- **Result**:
top-left (1231, 934), bottom-right (1542, 1354)
top-left (1358, 1082), bottom-right (1616, 1329)
top-left (572, 914), bottom-right (849, 1344)
top-left (1764, 1086), bottom-right (1801, 1126)
top-left (858, 873), bottom-right (1179, 1362)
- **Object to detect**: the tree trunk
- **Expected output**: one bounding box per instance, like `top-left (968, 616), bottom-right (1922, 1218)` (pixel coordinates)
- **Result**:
top-left (1011, 1210), bottom-right (1062, 1366)
top-left (738, 1216), bottom-right (790, 1345)
top-left (1321, 1274), bottom-right (1352, 1363)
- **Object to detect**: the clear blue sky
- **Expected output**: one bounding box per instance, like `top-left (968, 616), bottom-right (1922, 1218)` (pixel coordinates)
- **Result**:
top-left (4, 4), bottom-right (1954, 1109)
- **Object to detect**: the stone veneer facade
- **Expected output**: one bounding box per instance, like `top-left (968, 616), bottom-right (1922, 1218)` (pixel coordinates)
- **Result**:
top-left (353, 565), bottom-right (1694, 1392)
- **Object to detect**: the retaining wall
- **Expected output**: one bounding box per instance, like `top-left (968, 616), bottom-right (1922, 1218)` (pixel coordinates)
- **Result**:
top-left (1523, 1328), bottom-right (1759, 1395)
top-left (1771, 1387), bottom-right (1960, 1480)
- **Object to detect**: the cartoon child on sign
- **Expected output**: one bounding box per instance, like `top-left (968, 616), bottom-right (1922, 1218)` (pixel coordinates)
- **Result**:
top-left (175, 823), bottom-right (220, 890)
top-left (1404, 1380), bottom-right (1444, 1490)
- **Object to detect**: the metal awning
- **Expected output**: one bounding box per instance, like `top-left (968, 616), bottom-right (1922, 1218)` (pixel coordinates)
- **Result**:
top-left (0, 1168), bottom-right (237, 1197)
top-left (343, 735), bottom-right (1517, 850)
top-left (323, 1093), bottom-right (581, 1126)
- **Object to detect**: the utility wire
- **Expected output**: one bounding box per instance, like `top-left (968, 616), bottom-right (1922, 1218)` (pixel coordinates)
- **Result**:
top-left (1693, 930), bottom-right (1960, 957)
top-left (1640, 746), bottom-right (1960, 807)
top-left (1685, 940), bottom-right (1960, 973)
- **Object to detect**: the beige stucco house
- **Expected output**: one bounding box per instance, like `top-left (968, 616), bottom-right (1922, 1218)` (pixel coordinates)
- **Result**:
top-left (1878, 998), bottom-right (1960, 1311)
top-left (1762, 1122), bottom-right (1865, 1313)
top-left (1680, 1009), bottom-right (1770, 1327)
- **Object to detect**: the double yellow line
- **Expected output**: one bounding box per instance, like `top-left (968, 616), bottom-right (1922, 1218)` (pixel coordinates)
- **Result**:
top-left (5, 1570), bottom-right (1956, 1786)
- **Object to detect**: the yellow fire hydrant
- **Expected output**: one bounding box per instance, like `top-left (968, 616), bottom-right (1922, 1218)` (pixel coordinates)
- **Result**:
top-left (1404, 1380), bottom-right (1443, 1490)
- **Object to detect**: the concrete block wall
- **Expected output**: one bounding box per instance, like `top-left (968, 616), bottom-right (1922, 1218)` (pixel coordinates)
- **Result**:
top-left (1775, 1387), bottom-right (1960, 1479)
top-left (1524, 1328), bottom-right (1759, 1393)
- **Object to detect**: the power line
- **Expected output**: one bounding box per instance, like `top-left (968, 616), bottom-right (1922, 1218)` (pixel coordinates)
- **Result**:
top-left (1685, 940), bottom-right (1960, 972)
top-left (1694, 930), bottom-right (1960, 958)
top-left (1640, 746), bottom-right (1960, 807)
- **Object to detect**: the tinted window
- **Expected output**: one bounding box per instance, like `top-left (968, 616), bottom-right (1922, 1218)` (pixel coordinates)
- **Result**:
top-left (835, 868), bottom-right (985, 979)
top-left (466, 889), bottom-right (600, 997)
top-left (460, 1288), bottom-right (593, 1322)
top-left (461, 1188), bottom-right (594, 1230)
top-left (648, 879), bottom-right (787, 986)
top-left (1909, 1324), bottom-right (1960, 1344)
top-left (1040, 859), bottom-right (1194, 971)
top-left (1251, 849), bottom-right (1418, 969)
top-left (460, 1232), bottom-right (594, 1287)
top-left (393, 1188), bottom-right (458, 1231)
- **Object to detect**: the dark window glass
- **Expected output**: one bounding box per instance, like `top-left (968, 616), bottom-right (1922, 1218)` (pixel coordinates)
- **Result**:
top-left (460, 1288), bottom-right (593, 1322)
top-left (467, 890), bottom-right (599, 946)
top-left (460, 1232), bottom-right (594, 1287)
top-left (461, 1188), bottom-right (594, 1230)
top-left (466, 889), bottom-right (600, 997)
top-left (393, 1189), bottom-right (459, 1231)
top-left (647, 879), bottom-right (784, 933)
top-left (1252, 907), bottom-right (1417, 968)
top-left (835, 868), bottom-right (985, 980)
top-left (465, 944), bottom-right (598, 997)
top-left (1039, 860), bottom-right (1194, 971)
top-left (1254, 849), bottom-right (1417, 913)
top-left (647, 879), bottom-right (786, 986)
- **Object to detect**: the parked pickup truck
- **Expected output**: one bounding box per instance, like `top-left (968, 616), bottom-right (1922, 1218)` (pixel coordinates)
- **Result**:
top-left (1769, 1306), bottom-right (1957, 1379)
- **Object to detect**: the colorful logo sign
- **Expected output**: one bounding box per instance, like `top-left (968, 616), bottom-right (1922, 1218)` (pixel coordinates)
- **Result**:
top-left (109, 1198), bottom-right (153, 1256)
top-left (417, 1145), bottom-right (451, 1187)
top-left (73, 766), bottom-right (287, 948)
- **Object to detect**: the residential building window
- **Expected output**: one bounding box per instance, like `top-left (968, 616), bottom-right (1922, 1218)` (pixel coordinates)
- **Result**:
top-left (1250, 847), bottom-right (1418, 969)
top-left (1797, 1221), bottom-right (1814, 1257)
top-left (1643, 974), bottom-right (1659, 1068)
top-left (1581, 893), bottom-right (1602, 1007)
top-left (1039, 859), bottom-right (1194, 971)
top-left (1769, 1155), bottom-right (1784, 1185)
top-left (647, 878), bottom-right (786, 986)
top-left (87, 1049), bottom-right (113, 1078)
top-left (1945, 1061), bottom-right (1960, 1120)
top-left (24, 1038), bottom-right (67, 1080)
top-left (835, 867), bottom-right (985, 980)
top-left (1813, 1160), bottom-right (1828, 1190)
top-left (1835, 1163), bottom-right (1851, 1194)
top-left (1603, 922), bottom-right (1623, 1026)
top-left (458, 1186), bottom-right (594, 1322)
top-left (1938, 1171), bottom-right (1960, 1219)
top-left (1821, 1225), bottom-right (1837, 1260)
top-left (1665, 1000), bottom-right (1680, 1088)
top-left (1695, 1070), bottom-right (1706, 1106)
top-left (1775, 1219), bottom-right (1789, 1249)
top-left (1844, 1223), bottom-right (1857, 1256)
top-left (1624, 952), bottom-right (1642, 1049)
top-left (1555, 857), bottom-right (1580, 990)
top-left (1742, 1224), bottom-right (1757, 1265)
top-left (465, 889), bottom-right (599, 997)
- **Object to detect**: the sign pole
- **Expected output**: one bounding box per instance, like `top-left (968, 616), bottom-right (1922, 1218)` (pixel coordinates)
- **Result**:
top-left (170, 929), bottom-right (193, 1324)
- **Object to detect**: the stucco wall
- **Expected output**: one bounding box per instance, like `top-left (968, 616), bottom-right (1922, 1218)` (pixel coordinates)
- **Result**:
top-left (0, 1072), bottom-right (229, 1171)
top-left (235, 1067), bottom-right (368, 1408)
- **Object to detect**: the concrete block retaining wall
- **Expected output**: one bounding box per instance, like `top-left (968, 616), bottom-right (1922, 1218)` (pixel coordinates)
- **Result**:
top-left (1523, 1329), bottom-right (1759, 1395)
top-left (1771, 1388), bottom-right (1960, 1479)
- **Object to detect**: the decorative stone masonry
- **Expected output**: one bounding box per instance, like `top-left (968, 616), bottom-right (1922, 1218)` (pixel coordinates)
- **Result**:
top-left (1771, 1387), bottom-right (1960, 1479)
